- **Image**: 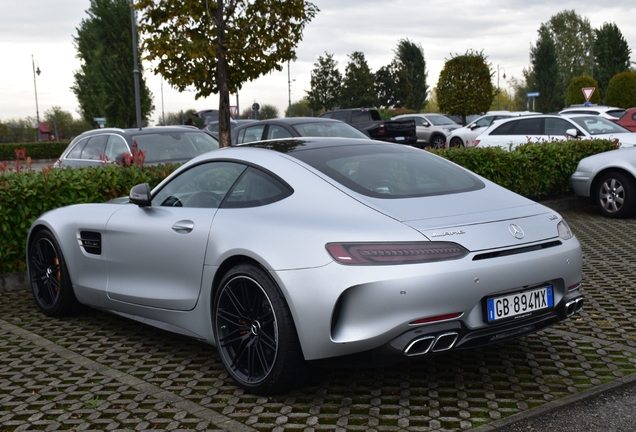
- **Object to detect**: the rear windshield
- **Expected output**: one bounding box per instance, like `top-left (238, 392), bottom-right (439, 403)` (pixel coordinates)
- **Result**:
top-left (290, 144), bottom-right (484, 198)
top-left (292, 122), bottom-right (368, 139)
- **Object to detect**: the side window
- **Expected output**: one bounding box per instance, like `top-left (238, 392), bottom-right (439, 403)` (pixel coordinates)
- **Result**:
top-left (81, 135), bottom-right (108, 160)
top-left (490, 120), bottom-right (518, 135)
top-left (512, 118), bottom-right (542, 135)
top-left (351, 111), bottom-right (371, 123)
top-left (152, 162), bottom-right (247, 208)
top-left (266, 126), bottom-right (293, 140)
top-left (238, 125), bottom-right (265, 144)
top-left (332, 111), bottom-right (349, 122)
top-left (66, 138), bottom-right (89, 159)
top-left (104, 135), bottom-right (130, 161)
top-left (545, 118), bottom-right (575, 135)
top-left (475, 116), bottom-right (494, 128)
top-left (224, 167), bottom-right (293, 208)
top-left (321, 112), bottom-right (333, 119)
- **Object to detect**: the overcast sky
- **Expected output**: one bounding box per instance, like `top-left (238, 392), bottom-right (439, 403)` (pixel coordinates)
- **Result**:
top-left (1, 0), bottom-right (635, 124)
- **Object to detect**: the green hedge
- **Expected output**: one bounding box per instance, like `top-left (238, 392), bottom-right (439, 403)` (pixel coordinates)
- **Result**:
top-left (433, 138), bottom-right (617, 199)
top-left (0, 139), bottom-right (618, 274)
top-left (0, 164), bottom-right (178, 274)
top-left (1, 142), bottom-right (69, 160)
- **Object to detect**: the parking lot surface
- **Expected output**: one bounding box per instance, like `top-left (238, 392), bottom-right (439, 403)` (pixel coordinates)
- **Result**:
top-left (2, 201), bottom-right (636, 431)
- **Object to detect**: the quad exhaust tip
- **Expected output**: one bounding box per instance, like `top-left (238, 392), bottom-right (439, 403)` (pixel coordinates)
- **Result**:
top-left (565, 297), bottom-right (584, 317)
top-left (404, 332), bottom-right (458, 357)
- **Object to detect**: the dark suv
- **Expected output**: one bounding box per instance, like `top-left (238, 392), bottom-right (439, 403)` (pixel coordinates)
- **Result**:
top-left (54, 126), bottom-right (219, 168)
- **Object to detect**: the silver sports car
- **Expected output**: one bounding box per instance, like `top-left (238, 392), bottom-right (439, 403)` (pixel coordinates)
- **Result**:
top-left (27, 138), bottom-right (584, 395)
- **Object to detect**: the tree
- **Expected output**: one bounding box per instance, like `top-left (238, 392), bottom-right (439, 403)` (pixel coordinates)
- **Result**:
top-left (306, 52), bottom-right (342, 112)
top-left (72, 0), bottom-right (154, 128)
top-left (531, 36), bottom-right (561, 113)
top-left (288, 97), bottom-right (314, 117)
top-left (537, 10), bottom-right (594, 100)
top-left (394, 39), bottom-right (428, 111)
top-left (43, 107), bottom-right (75, 140)
top-left (605, 72), bottom-right (636, 108)
top-left (594, 22), bottom-right (632, 101)
top-left (437, 50), bottom-right (493, 125)
top-left (375, 61), bottom-right (400, 108)
top-left (135, 0), bottom-right (318, 147)
top-left (259, 104), bottom-right (280, 120)
top-left (340, 52), bottom-right (377, 109)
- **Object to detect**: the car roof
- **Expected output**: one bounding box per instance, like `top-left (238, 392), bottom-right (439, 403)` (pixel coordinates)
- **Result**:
top-left (239, 136), bottom-right (377, 153)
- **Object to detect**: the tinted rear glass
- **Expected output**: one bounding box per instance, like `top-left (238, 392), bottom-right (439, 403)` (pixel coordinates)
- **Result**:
top-left (290, 144), bottom-right (484, 198)
top-left (133, 131), bottom-right (219, 163)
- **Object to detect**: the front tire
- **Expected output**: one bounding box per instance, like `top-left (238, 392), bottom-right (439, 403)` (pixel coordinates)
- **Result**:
top-left (213, 263), bottom-right (306, 395)
top-left (449, 137), bottom-right (464, 148)
top-left (28, 230), bottom-right (80, 316)
top-left (595, 171), bottom-right (636, 218)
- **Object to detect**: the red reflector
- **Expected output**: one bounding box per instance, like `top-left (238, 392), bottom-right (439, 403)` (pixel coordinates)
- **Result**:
top-left (568, 283), bottom-right (581, 291)
top-left (326, 242), bottom-right (467, 265)
top-left (410, 313), bottom-right (462, 325)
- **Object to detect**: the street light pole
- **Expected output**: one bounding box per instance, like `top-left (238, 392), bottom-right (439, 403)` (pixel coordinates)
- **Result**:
top-left (497, 64), bottom-right (506, 111)
top-left (31, 55), bottom-right (41, 141)
top-left (130, 0), bottom-right (143, 129)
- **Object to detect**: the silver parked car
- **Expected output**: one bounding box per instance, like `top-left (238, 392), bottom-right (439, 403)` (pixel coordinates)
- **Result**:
top-left (391, 113), bottom-right (461, 148)
top-left (54, 126), bottom-right (219, 168)
top-left (571, 147), bottom-right (636, 218)
top-left (28, 138), bottom-right (583, 395)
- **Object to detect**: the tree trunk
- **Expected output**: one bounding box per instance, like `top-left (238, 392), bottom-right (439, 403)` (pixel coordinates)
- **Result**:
top-left (216, 0), bottom-right (231, 148)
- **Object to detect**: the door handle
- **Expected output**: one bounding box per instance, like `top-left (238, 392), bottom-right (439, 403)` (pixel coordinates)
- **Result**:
top-left (172, 220), bottom-right (194, 233)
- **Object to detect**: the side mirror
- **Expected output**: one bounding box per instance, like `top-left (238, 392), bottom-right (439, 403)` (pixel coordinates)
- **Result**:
top-left (565, 128), bottom-right (578, 138)
top-left (129, 183), bottom-right (151, 207)
top-left (422, 121), bottom-right (430, 127)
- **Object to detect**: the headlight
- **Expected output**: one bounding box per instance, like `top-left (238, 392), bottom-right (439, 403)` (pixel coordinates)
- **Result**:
top-left (557, 220), bottom-right (573, 240)
top-left (443, 128), bottom-right (452, 135)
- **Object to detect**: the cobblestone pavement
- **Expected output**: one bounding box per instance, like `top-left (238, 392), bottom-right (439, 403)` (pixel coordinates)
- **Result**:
top-left (2, 203), bottom-right (636, 431)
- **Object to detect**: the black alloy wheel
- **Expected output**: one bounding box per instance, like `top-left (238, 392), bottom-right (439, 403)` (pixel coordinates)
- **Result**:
top-left (213, 264), bottom-right (306, 394)
top-left (28, 230), bottom-right (79, 316)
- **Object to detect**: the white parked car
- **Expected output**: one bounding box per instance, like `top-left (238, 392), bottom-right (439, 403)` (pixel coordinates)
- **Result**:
top-left (474, 114), bottom-right (636, 150)
top-left (448, 111), bottom-right (539, 148)
top-left (571, 146), bottom-right (636, 218)
top-left (559, 105), bottom-right (626, 121)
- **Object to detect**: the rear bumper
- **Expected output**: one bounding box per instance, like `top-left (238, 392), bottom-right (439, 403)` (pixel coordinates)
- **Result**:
top-left (375, 289), bottom-right (583, 360)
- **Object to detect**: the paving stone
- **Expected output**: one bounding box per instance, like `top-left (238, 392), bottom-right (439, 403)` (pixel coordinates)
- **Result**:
top-left (1, 205), bottom-right (636, 431)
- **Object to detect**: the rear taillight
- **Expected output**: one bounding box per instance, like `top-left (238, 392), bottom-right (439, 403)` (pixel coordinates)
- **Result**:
top-left (326, 242), bottom-right (468, 265)
top-left (474, 140), bottom-right (480, 146)
top-left (377, 123), bottom-right (386, 135)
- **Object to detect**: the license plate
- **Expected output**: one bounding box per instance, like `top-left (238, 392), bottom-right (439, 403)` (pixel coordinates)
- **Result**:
top-left (394, 136), bottom-right (406, 141)
top-left (487, 285), bottom-right (554, 322)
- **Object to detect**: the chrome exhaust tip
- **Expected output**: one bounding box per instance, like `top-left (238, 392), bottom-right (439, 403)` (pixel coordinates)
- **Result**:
top-left (565, 298), bottom-right (583, 317)
top-left (404, 336), bottom-right (435, 357)
top-left (431, 332), bottom-right (458, 352)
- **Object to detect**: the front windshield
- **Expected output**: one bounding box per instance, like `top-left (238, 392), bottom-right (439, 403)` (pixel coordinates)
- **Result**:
top-left (569, 116), bottom-right (631, 135)
top-left (292, 122), bottom-right (368, 139)
top-left (426, 114), bottom-right (458, 126)
top-left (133, 131), bottom-right (219, 163)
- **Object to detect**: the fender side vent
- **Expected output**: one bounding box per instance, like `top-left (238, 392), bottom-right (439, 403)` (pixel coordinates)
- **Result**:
top-left (80, 231), bottom-right (102, 255)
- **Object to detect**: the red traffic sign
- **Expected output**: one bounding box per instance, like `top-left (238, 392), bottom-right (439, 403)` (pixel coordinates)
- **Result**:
top-left (582, 87), bottom-right (595, 102)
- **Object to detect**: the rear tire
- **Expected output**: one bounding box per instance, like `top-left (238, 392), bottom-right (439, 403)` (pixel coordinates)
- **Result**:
top-left (213, 263), bottom-right (306, 395)
top-left (28, 230), bottom-right (80, 317)
top-left (595, 171), bottom-right (636, 218)
top-left (431, 135), bottom-right (447, 149)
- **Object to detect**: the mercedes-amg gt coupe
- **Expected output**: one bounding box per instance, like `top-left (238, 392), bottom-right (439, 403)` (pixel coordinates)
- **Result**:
top-left (27, 137), bottom-right (584, 395)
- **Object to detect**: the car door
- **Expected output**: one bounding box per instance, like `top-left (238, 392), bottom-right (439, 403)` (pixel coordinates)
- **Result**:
top-left (103, 161), bottom-right (247, 311)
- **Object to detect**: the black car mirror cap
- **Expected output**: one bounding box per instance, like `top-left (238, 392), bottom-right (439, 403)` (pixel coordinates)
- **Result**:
top-left (129, 183), bottom-right (152, 207)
